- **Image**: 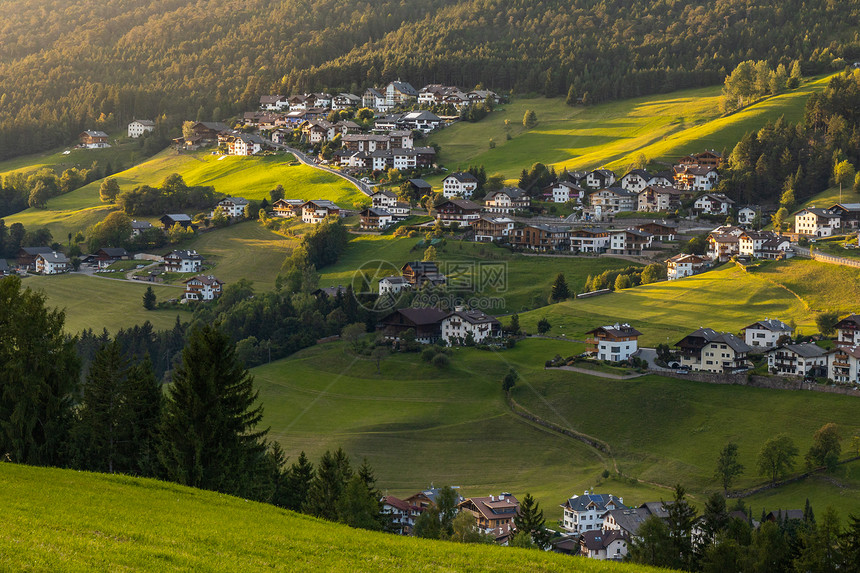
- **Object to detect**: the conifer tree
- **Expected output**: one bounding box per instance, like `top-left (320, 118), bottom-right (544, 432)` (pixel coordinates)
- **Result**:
top-left (158, 324), bottom-right (268, 497)
top-left (550, 272), bottom-right (570, 302)
top-left (303, 448), bottom-right (353, 520)
top-left (142, 286), bottom-right (156, 310)
top-left (514, 493), bottom-right (551, 549)
top-left (284, 450), bottom-right (315, 511)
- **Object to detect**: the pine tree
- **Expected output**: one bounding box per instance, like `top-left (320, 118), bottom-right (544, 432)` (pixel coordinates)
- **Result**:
top-left (303, 448), bottom-right (353, 520)
top-left (522, 109), bottom-right (537, 129)
top-left (507, 313), bottom-right (521, 335)
top-left (550, 273), bottom-right (570, 302)
top-left (284, 451), bottom-right (315, 511)
top-left (565, 84), bottom-right (577, 106)
top-left (665, 484), bottom-right (698, 570)
top-left (514, 493), bottom-right (551, 549)
top-left (337, 475), bottom-right (383, 530)
top-left (158, 324), bottom-right (268, 497)
top-left (142, 286), bottom-right (156, 310)
top-left (0, 276), bottom-right (79, 466)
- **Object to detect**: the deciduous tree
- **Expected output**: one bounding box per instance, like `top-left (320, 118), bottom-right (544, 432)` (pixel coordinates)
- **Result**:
top-left (758, 434), bottom-right (798, 484)
top-left (714, 442), bottom-right (744, 494)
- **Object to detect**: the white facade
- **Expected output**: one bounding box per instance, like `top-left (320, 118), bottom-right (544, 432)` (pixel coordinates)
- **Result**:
top-left (128, 120), bottom-right (155, 138)
top-left (694, 194), bottom-right (733, 215)
top-left (744, 319), bottom-right (793, 349)
top-left (551, 182), bottom-right (584, 204)
top-left (666, 254), bottom-right (706, 280)
top-left (379, 276), bottom-right (411, 296)
top-left (794, 209), bottom-right (841, 237)
top-left (216, 197), bottom-right (249, 218)
top-left (440, 310), bottom-right (501, 344)
top-left (183, 276), bottom-right (223, 301)
top-left (569, 230), bottom-right (610, 253)
top-left (766, 344), bottom-right (827, 377)
top-left (561, 493), bottom-right (625, 534)
top-left (35, 253), bottom-right (70, 275)
top-left (164, 250), bottom-right (203, 273)
top-left (738, 207), bottom-right (757, 226)
top-left (302, 201), bottom-right (339, 224)
top-left (442, 173), bottom-right (478, 198)
top-left (586, 170), bottom-right (616, 188)
top-left (589, 189), bottom-right (636, 213)
top-left (828, 346), bottom-right (860, 385)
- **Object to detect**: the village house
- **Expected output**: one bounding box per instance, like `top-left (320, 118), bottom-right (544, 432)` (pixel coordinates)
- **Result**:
top-left (215, 197), bottom-right (249, 219)
top-left (827, 203), bottom-right (860, 229)
top-left (79, 130), bottom-right (109, 148)
top-left (834, 314), bottom-right (860, 345)
top-left (95, 247), bottom-right (129, 268)
top-left (637, 186), bottom-right (691, 212)
top-left (674, 165), bottom-right (720, 191)
top-left (17, 246), bottom-right (55, 270)
top-left (827, 345), bottom-right (860, 385)
top-left (765, 343), bottom-right (828, 377)
top-left (738, 230), bottom-right (792, 259)
top-left (271, 199), bottom-right (305, 218)
top-left (589, 187), bottom-right (637, 214)
top-left (332, 93), bottom-right (361, 110)
top-left (619, 169), bottom-right (654, 193)
top-left (693, 193), bottom-right (734, 216)
top-left (675, 328), bottom-right (752, 373)
top-left (189, 122), bottom-right (230, 144)
top-left (473, 214), bottom-right (515, 242)
top-left (510, 224), bottom-right (570, 251)
top-left (665, 253), bottom-right (708, 280)
top-left (586, 324), bottom-right (642, 362)
top-left (482, 187), bottom-right (530, 214)
top-left (183, 275), bottom-right (224, 302)
top-left (385, 80), bottom-right (419, 109)
top-left (608, 229), bottom-right (653, 255)
top-left (127, 119), bottom-right (155, 138)
top-left (259, 95), bottom-right (289, 110)
top-left (603, 502), bottom-right (671, 539)
top-left (561, 492), bottom-right (627, 534)
top-left (579, 530), bottom-right (629, 561)
top-left (35, 252), bottom-right (70, 275)
top-left (370, 190), bottom-right (410, 220)
top-left (362, 88), bottom-right (386, 110)
top-left (679, 150), bottom-right (724, 168)
top-left (359, 207), bottom-right (393, 230)
top-left (407, 178), bottom-right (432, 196)
top-left (218, 132), bottom-right (266, 155)
top-left (442, 172), bottom-right (479, 198)
top-left (545, 181), bottom-right (586, 204)
top-left (378, 276), bottom-right (411, 297)
top-left (342, 134), bottom-right (392, 153)
top-left (404, 487), bottom-right (465, 511)
top-left (335, 119), bottom-right (362, 135)
top-left (381, 496), bottom-right (423, 536)
top-left (300, 119), bottom-right (337, 144)
top-left (757, 235), bottom-right (793, 259)
top-left (743, 319), bottom-right (793, 349)
top-left (441, 308), bottom-right (502, 345)
top-left (738, 206), bottom-right (759, 226)
top-left (130, 220), bottom-right (153, 236)
top-left (398, 110), bottom-right (443, 133)
top-left (160, 213), bottom-right (194, 231)
top-left (467, 89), bottom-right (502, 105)
top-left (569, 227), bottom-right (610, 253)
top-left (301, 200), bottom-right (340, 224)
top-left (418, 84), bottom-right (466, 106)
top-left (793, 207), bottom-right (841, 237)
top-left (435, 198), bottom-right (482, 226)
top-left (373, 114), bottom-right (403, 131)
top-left (163, 250), bottom-right (203, 273)
top-left (401, 261), bottom-right (447, 288)
top-left (706, 225), bottom-right (745, 261)
top-left (458, 493), bottom-right (520, 536)
top-left (635, 222), bottom-right (677, 241)
top-left (379, 307), bottom-right (448, 344)
top-left (586, 169), bottom-right (617, 188)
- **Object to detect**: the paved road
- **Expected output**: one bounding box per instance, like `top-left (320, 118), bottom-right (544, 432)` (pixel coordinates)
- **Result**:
top-left (551, 365), bottom-right (645, 380)
top-left (793, 245), bottom-right (860, 268)
top-left (264, 139), bottom-right (373, 197)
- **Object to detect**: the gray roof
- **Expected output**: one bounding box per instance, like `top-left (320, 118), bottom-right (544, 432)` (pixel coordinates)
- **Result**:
top-left (484, 187), bottom-right (527, 201)
top-left (562, 493), bottom-right (626, 513)
top-left (446, 309), bottom-right (501, 326)
top-left (20, 246), bottom-right (54, 256)
top-left (166, 249), bottom-right (203, 261)
top-left (677, 328), bottom-right (752, 353)
top-left (362, 207), bottom-right (391, 217)
top-left (605, 503), bottom-right (669, 536)
top-left (388, 81), bottom-right (418, 96)
top-left (381, 276), bottom-right (409, 285)
top-left (38, 252), bottom-right (68, 264)
top-left (163, 213), bottom-right (192, 222)
top-left (745, 319), bottom-right (792, 332)
top-left (304, 199), bottom-right (339, 210)
top-left (409, 179), bottom-right (432, 190)
top-left (767, 343), bottom-right (827, 358)
top-left (131, 220), bottom-right (153, 230)
top-left (221, 197), bottom-right (249, 205)
top-left (82, 130), bottom-right (108, 137)
top-left (799, 207), bottom-right (838, 218)
top-left (445, 172), bottom-right (478, 183)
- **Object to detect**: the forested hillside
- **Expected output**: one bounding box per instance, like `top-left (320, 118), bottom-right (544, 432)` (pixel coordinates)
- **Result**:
top-left (0, 0), bottom-right (859, 160)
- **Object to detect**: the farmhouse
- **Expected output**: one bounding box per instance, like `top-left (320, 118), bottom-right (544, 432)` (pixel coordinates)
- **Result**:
top-left (827, 203), bottom-right (860, 229)
top-left (79, 130), bottom-right (109, 148)
top-left (219, 132), bottom-right (266, 155)
top-left (130, 220), bottom-right (153, 236)
top-left (585, 324), bottom-right (642, 362)
top-left (766, 343), bottom-right (828, 377)
top-left (604, 503), bottom-right (670, 538)
top-left (401, 261), bottom-right (447, 288)
top-left (665, 253), bottom-right (707, 280)
top-left (381, 496), bottom-right (423, 536)
top-left (545, 181), bottom-right (586, 204)
top-left (482, 187), bottom-right (530, 214)
top-left (567, 227), bottom-right (608, 254)
top-left (743, 319), bottom-right (793, 349)
top-left (793, 208), bottom-right (841, 237)
top-left (183, 275), bottom-right (223, 302)
top-left (359, 207), bottom-right (393, 230)
top-left (379, 307), bottom-right (448, 343)
top-left (608, 229), bottom-right (653, 255)
top-left (457, 493), bottom-right (519, 534)
top-left (561, 492), bottom-right (627, 535)
top-left (95, 248), bottom-right (129, 268)
top-left (160, 213), bottom-right (194, 230)
top-left (127, 120), bottom-right (155, 138)
top-left (738, 206), bottom-right (759, 226)
top-left (189, 122), bottom-right (230, 143)
top-left (635, 222), bottom-right (676, 241)
top-left (35, 252), bottom-right (70, 275)
top-left (301, 200), bottom-right (340, 224)
top-left (370, 190), bottom-right (410, 219)
top-left (693, 193), bottom-right (734, 215)
top-left (589, 187), bottom-right (637, 213)
top-left (272, 199), bottom-right (305, 218)
top-left (828, 345), bottom-right (860, 385)
top-left (834, 314), bottom-right (860, 345)
top-left (509, 224), bottom-right (569, 251)
top-left (442, 172), bottom-right (479, 198)
top-left (215, 197), bottom-right (249, 218)
top-left (707, 227), bottom-right (744, 261)
top-left (637, 185), bottom-right (691, 212)
top-left (579, 530), bottom-right (629, 561)
top-left (441, 308), bottom-right (502, 345)
top-left (473, 214), bottom-right (515, 242)
top-left (378, 276), bottom-right (411, 297)
top-left (17, 246), bottom-right (54, 270)
top-left (674, 165), bottom-right (719, 191)
top-left (675, 328), bottom-right (752, 373)
top-left (163, 250), bottom-right (203, 273)
top-left (586, 169), bottom-right (616, 188)
top-left (435, 198), bottom-right (481, 226)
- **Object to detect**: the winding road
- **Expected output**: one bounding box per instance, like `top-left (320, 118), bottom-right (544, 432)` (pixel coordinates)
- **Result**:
top-left (264, 140), bottom-right (373, 197)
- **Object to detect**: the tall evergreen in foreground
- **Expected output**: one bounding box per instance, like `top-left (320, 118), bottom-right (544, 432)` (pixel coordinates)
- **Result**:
top-left (0, 276), bottom-right (79, 466)
top-left (158, 324), bottom-right (268, 498)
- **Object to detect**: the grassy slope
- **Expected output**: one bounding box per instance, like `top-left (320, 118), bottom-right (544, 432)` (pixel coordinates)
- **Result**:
top-left (256, 337), bottom-right (860, 520)
top-left (428, 76), bottom-right (831, 182)
top-left (24, 274), bottom-right (187, 334)
top-left (319, 235), bottom-right (638, 314)
top-left (0, 464), bottom-right (669, 573)
top-left (5, 150), bottom-right (362, 239)
top-left (517, 260), bottom-right (860, 346)
top-left (0, 138), bottom-right (145, 179)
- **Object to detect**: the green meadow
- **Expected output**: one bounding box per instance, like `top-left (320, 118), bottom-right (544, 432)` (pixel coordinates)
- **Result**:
top-left (0, 464), bottom-right (670, 572)
top-left (428, 75), bottom-right (831, 182)
top-left (0, 137), bottom-right (147, 179)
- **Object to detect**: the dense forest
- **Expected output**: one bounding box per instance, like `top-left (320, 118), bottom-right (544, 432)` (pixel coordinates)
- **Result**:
top-left (0, 0), bottom-right (859, 160)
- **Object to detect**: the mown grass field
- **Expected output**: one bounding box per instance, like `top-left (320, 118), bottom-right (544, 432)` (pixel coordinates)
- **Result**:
top-left (0, 464), bottom-right (669, 573)
top-left (5, 149), bottom-right (362, 239)
top-left (255, 337), bottom-right (860, 521)
top-left (0, 137), bottom-right (147, 179)
top-left (427, 75), bottom-right (831, 182)
top-left (516, 260), bottom-right (860, 346)
top-left (23, 274), bottom-right (187, 334)
top-left (319, 235), bottom-right (638, 314)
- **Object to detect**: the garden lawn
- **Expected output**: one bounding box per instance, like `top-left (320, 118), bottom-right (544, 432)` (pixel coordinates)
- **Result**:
top-left (0, 464), bottom-right (669, 572)
top-left (24, 273), bottom-right (186, 335)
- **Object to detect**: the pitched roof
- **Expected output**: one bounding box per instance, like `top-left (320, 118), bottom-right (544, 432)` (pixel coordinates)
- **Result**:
top-left (484, 187), bottom-right (527, 201)
top-left (604, 503), bottom-right (669, 536)
top-left (97, 247), bottom-right (128, 257)
top-left (304, 199), bottom-right (340, 210)
top-left (388, 81), bottom-right (417, 95)
top-left (438, 198), bottom-right (481, 211)
top-left (184, 275), bottom-right (223, 286)
top-left (19, 246), bottom-right (54, 256)
top-left (131, 220), bottom-right (153, 230)
top-left (408, 179), bottom-right (432, 190)
top-left (444, 171), bottom-right (478, 184)
top-left (37, 252), bottom-right (68, 264)
top-left (361, 207), bottom-right (392, 217)
top-left (389, 307), bottom-right (449, 326)
top-left (220, 196), bottom-right (249, 205)
top-left (130, 119), bottom-right (155, 126)
top-left (165, 249), bottom-right (203, 261)
top-left (445, 309), bottom-right (501, 327)
top-left (767, 343), bottom-right (827, 358)
top-left (162, 213), bottom-right (192, 222)
top-left (585, 324), bottom-right (642, 339)
top-left (562, 493), bottom-right (626, 513)
top-left (82, 130), bottom-right (108, 137)
top-left (581, 529), bottom-right (627, 551)
top-left (745, 319), bottom-right (792, 332)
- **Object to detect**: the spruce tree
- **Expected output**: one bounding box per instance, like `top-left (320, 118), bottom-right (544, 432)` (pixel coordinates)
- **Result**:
top-left (284, 451), bottom-right (315, 511)
top-left (303, 448), bottom-right (353, 520)
top-left (337, 475), bottom-right (383, 530)
top-left (550, 272), bottom-right (570, 302)
top-left (142, 286), bottom-right (156, 310)
top-left (158, 324), bottom-right (268, 497)
top-left (514, 493), bottom-right (551, 549)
